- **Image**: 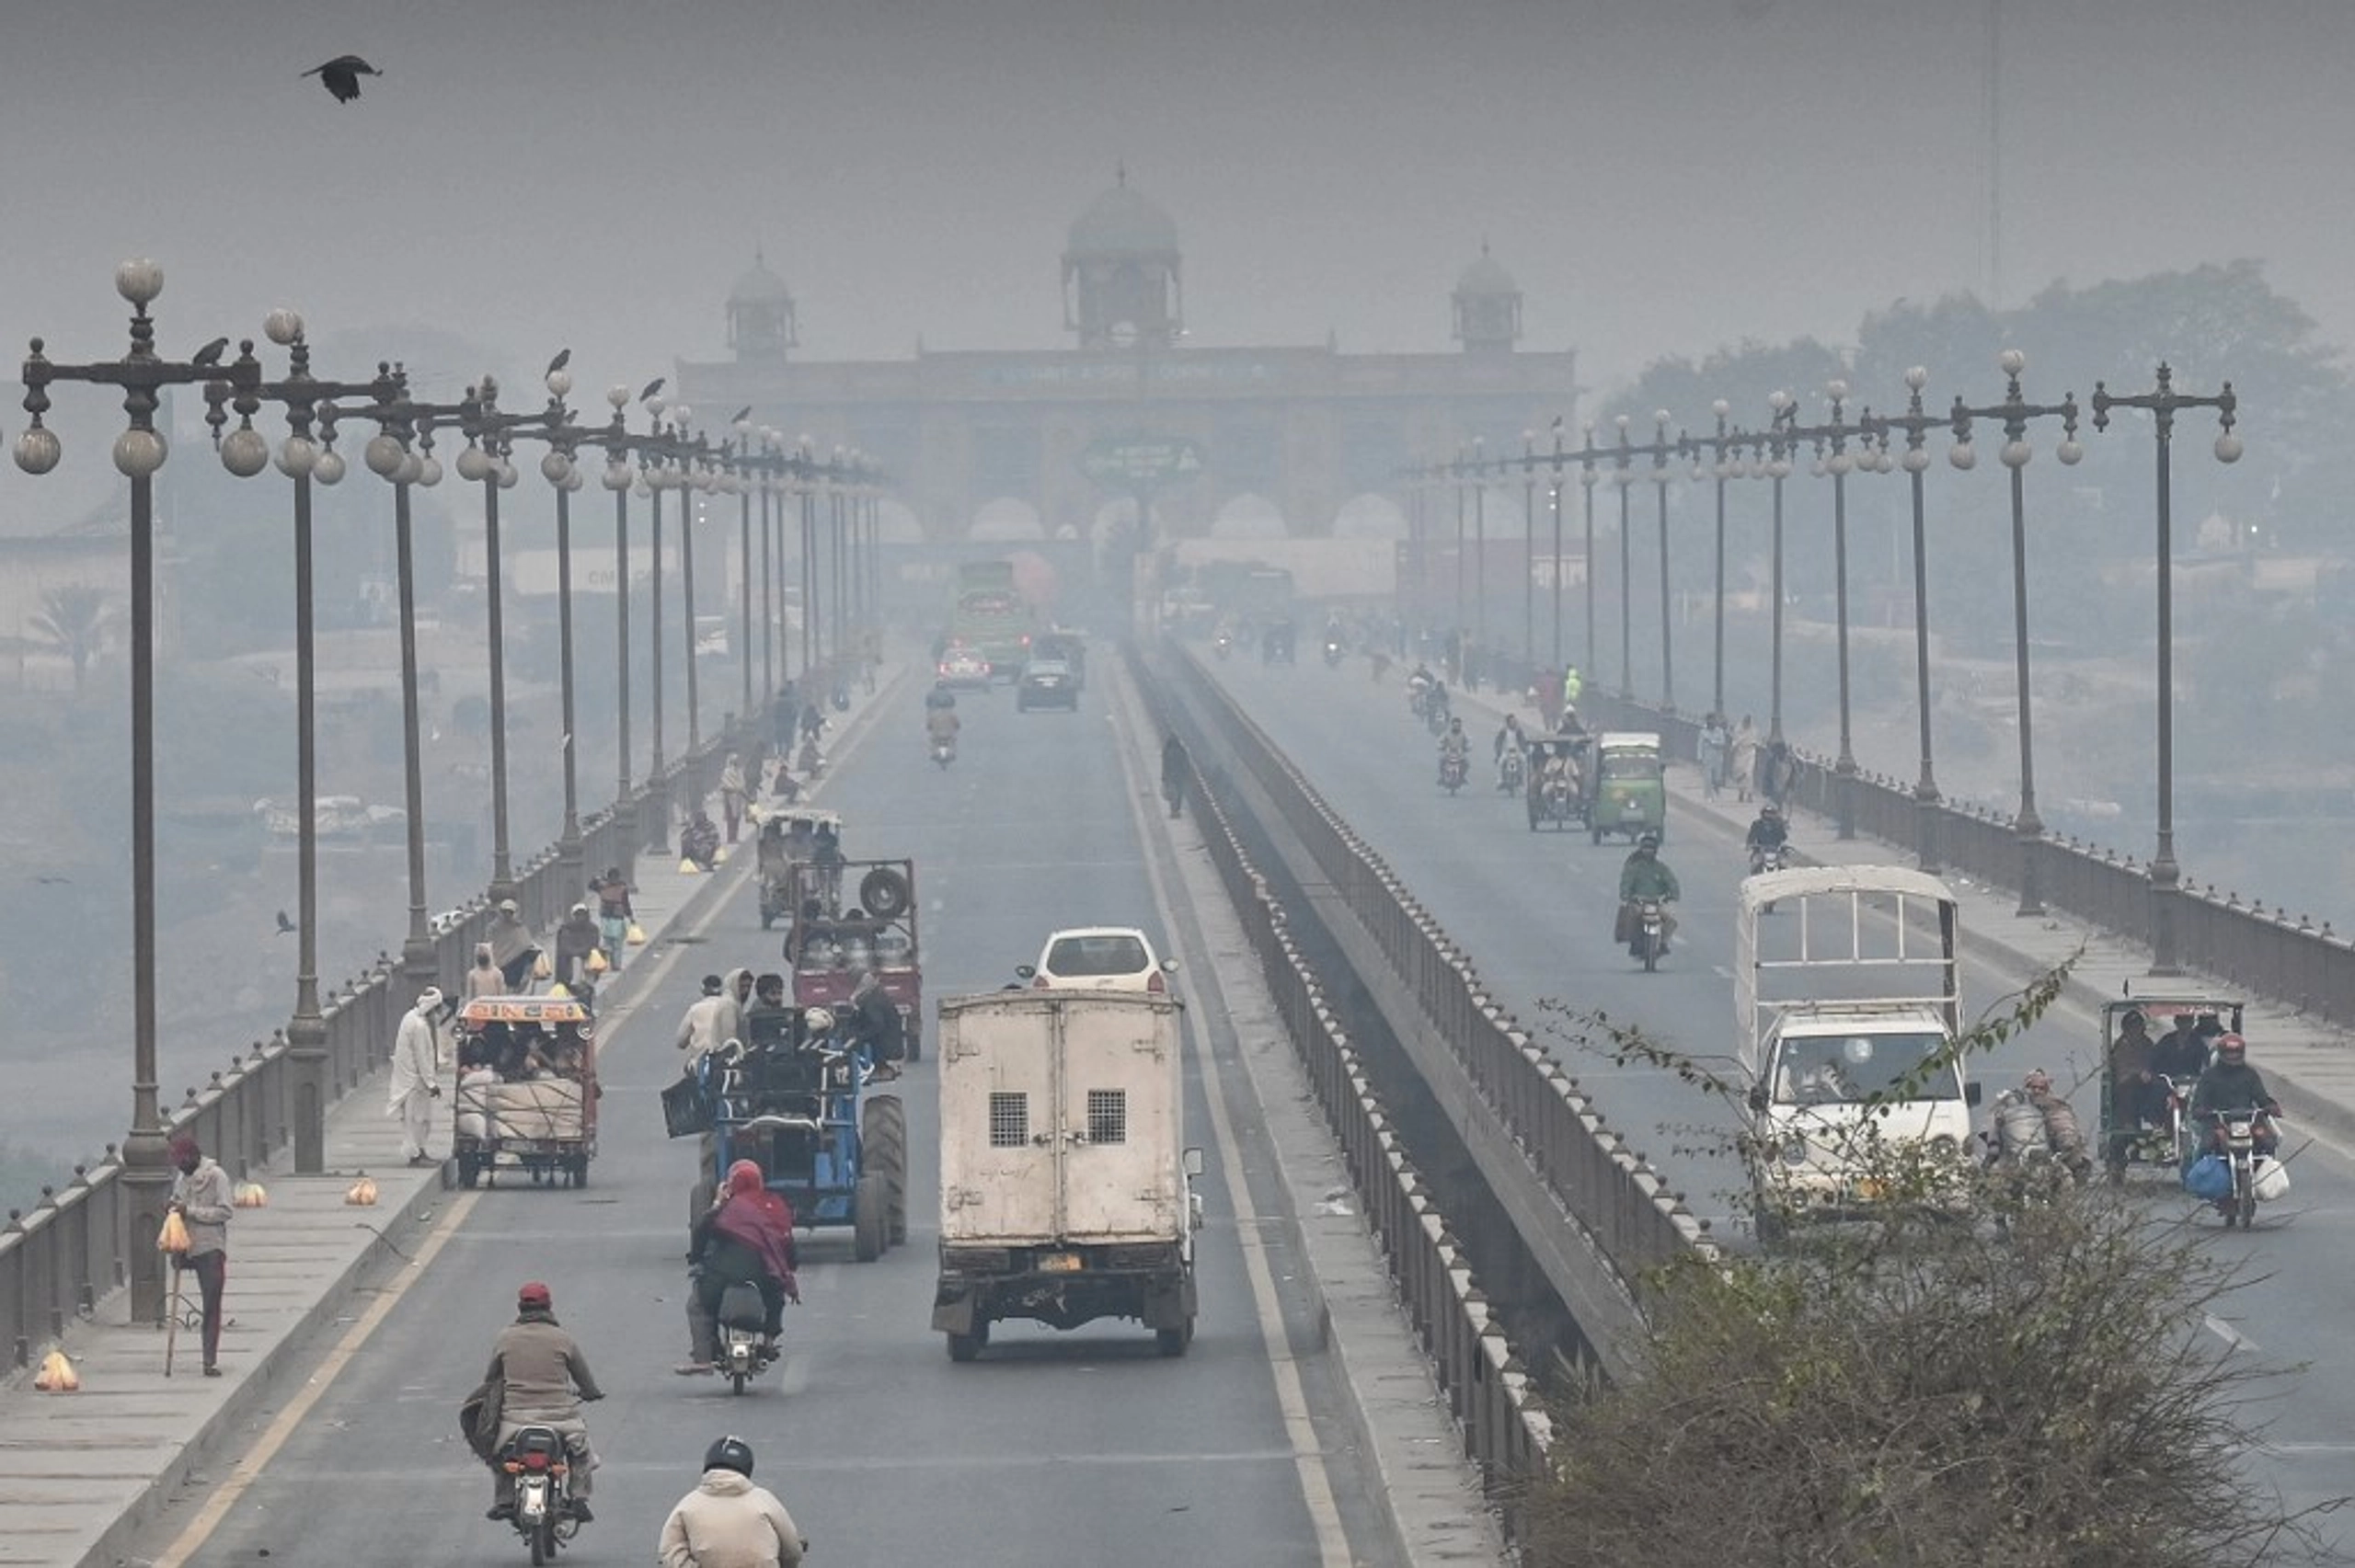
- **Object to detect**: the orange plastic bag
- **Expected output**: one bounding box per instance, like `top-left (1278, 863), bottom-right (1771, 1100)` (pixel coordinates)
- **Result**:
top-left (157, 1210), bottom-right (191, 1253)
top-left (33, 1348), bottom-right (79, 1391)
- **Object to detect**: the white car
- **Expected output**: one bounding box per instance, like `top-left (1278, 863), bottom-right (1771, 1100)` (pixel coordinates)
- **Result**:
top-left (1017, 926), bottom-right (1177, 994)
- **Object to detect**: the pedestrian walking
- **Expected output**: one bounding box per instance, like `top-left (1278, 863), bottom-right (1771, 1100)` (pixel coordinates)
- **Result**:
top-left (390, 987), bottom-right (444, 1166)
top-left (553, 902), bottom-right (602, 987)
top-left (1729, 715), bottom-right (1760, 805)
top-left (592, 868), bottom-right (635, 971)
top-left (1697, 713), bottom-right (1729, 799)
top-left (168, 1135), bottom-right (233, 1376)
top-left (1159, 734), bottom-right (1189, 819)
top-left (718, 754), bottom-right (750, 845)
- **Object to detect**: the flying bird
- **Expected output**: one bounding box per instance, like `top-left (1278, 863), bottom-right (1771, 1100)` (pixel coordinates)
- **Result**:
top-left (639, 377), bottom-right (666, 403)
top-left (190, 337), bottom-right (230, 368)
top-left (32, 875), bottom-right (68, 886)
top-left (303, 54), bottom-right (381, 105)
top-left (276, 910), bottom-right (296, 934)
top-left (729, 406), bottom-right (752, 427)
top-left (546, 349), bottom-right (571, 377)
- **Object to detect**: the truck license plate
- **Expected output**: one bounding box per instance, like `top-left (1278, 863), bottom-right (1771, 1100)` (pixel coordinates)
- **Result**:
top-left (1039, 1253), bottom-right (1083, 1273)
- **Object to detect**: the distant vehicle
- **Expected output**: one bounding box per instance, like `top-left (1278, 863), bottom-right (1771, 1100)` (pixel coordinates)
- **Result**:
top-left (1031, 631), bottom-right (1088, 692)
top-left (1016, 658), bottom-right (1079, 712)
top-left (947, 560), bottom-right (1035, 678)
top-left (1017, 926), bottom-right (1176, 994)
top-left (936, 645), bottom-right (991, 690)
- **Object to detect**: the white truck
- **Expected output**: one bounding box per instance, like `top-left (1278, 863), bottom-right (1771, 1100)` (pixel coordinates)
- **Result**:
top-left (1735, 865), bottom-right (1982, 1239)
top-left (932, 990), bottom-right (1202, 1361)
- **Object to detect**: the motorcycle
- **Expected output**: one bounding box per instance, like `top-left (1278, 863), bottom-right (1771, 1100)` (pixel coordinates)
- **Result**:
top-left (715, 1280), bottom-right (780, 1394)
top-left (931, 739), bottom-right (955, 770)
top-left (2198, 1107), bottom-right (2283, 1229)
top-left (1424, 699), bottom-right (1449, 738)
top-left (1497, 747), bottom-right (1525, 795)
top-left (1628, 898), bottom-right (1669, 972)
top-left (498, 1425), bottom-right (582, 1564)
top-left (1749, 841), bottom-right (1788, 910)
top-left (1439, 751), bottom-right (1468, 795)
top-left (1323, 638), bottom-right (1344, 668)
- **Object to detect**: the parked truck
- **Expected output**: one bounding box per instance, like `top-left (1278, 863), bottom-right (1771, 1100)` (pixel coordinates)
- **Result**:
top-left (932, 990), bottom-right (1201, 1361)
top-left (1736, 865), bottom-right (1982, 1242)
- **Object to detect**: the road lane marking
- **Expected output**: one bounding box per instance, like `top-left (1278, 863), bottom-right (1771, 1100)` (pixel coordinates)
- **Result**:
top-left (151, 1190), bottom-right (482, 1568)
top-left (1109, 664), bottom-right (1352, 1568)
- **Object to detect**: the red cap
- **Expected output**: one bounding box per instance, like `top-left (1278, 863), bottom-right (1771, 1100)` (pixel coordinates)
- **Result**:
top-left (518, 1282), bottom-right (552, 1309)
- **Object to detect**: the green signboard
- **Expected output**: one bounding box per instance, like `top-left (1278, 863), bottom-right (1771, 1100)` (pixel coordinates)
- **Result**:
top-left (1078, 434), bottom-right (1207, 489)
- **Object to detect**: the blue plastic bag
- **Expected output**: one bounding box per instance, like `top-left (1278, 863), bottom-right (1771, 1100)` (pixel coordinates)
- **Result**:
top-left (2184, 1152), bottom-right (2232, 1201)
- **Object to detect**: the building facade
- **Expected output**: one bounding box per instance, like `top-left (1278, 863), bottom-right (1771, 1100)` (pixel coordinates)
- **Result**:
top-left (677, 177), bottom-right (1580, 548)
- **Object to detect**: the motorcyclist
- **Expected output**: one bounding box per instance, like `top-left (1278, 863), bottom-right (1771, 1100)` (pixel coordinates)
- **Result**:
top-left (1494, 714), bottom-right (1526, 772)
top-left (681, 1161), bottom-right (800, 1374)
top-left (2188, 1033), bottom-right (2282, 1162)
top-left (924, 678), bottom-right (957, 712)
top-left (1745, 804), bottom-right (1789, 871)
top-left (659, 1436), bottom-right (807, 1568)
top-left (1615, 832), bottom-right (1681, 955)
top-left (925, 702), bottom-right (960, 754)
top-left (2021, 1069), bottom-right (2091, 1182)
top-left (485, 1281), bottom-right (603, 1522)
top-left (1438, 715), bottom-right (1471, 784)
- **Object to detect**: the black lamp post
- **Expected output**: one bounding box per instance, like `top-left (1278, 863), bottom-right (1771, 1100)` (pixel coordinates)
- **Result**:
top-left (1546, 420), bottom-right (1565, 673)
top-left (595, 385), bottom-right (641, 868)
top-left (1763, 391), bottom-right (1798, 748)
top-left (1452, 442), bottom-right (1468, 656)
top-left (1648, 409), bottom-right (1675, 715)
top-left (1706, 399), bottom-right (1732, 721)
top-left (214, 316), bottom-right (402, 1173)
top-left (1821, 380), bottom-right (1861, 837)
top-left (673, 411), bottom-right (707, 758)
top-left (798, 437), bottom-right (820, 685)
top-left (1472, 435), bottom-right (1488, 684)
top-left (1950, 349), bottom-right (2084, 918)
top-left (1580, 425), bottom-right (1598, 692)
top-left (1521, 430), bottom-right (1537, 674)
top-left (1862, 367), bottom-right (1945, 872)
top-left (1614, 415), bottom-right (1634, 698)
top-left (2091, 363), bottom-right (2242, 974)
top-left (16, 259), bottom-right (262, 1327)
top-left (729, 409), bottom-right (757, 723)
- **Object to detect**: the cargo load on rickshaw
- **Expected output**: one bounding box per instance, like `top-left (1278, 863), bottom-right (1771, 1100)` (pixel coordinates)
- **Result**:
top-left (451, 995), bottom-right (599, 1189)
top-left (757, 807), bottom-right (844, 930)
top-left (2097, 989), bottom-right (2246, 1183)
top-left (783, 854), bottom-right (924, 1062)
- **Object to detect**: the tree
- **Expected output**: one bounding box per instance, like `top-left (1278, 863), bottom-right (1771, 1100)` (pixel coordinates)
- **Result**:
top-left (1515, 977), bottom-right (2326, 1568)
top-left (29, 584), bottom-right (114, 692)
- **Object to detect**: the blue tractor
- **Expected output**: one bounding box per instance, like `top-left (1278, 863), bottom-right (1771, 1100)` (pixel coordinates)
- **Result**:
top-left (664, 1005), bottom-right (907, 1261)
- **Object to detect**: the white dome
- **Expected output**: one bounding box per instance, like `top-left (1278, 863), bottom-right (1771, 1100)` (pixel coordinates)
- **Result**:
top-left (875, 498), bottom-right (925, 544)
top-left (970, 497), bottom-right (1045, 542)
top-left (1333, 493), bottom-right (1410, 541)
top-left (1211, 492), bottom-right (1287, 541)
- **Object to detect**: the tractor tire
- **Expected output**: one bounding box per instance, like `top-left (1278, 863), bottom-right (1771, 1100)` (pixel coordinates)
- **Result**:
top-left (857, 865), bottom-right (912, 921)
top-left (863, 1098), bottom-right (910, 1244)
top-left (854, 1174), bottom-right (887, 1262)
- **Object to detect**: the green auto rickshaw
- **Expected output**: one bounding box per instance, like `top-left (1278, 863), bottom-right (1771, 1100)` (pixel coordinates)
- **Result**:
top-left (1587, 731), bottom-right (1666, 845)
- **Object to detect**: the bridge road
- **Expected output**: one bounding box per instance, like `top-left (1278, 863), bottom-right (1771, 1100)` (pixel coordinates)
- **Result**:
top-left (136, 669), bottom-right (1389, 1568)
top-left (1203, 649), bottom-right (2355, 1543)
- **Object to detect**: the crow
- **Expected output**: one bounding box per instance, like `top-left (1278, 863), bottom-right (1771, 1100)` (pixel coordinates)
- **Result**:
top-left (32, 875), bottom-right (67, 886)
top-left (276, 910), bottom-right (296, 934)
top-left (190, 337), bottom-right (230, 368)
top-left (304, 55), bottom-right (381, 105)
top-left (639, 377), bottom-right (666, 403)
top-left (546, 349), bottom-right (571, 377)
top-left (729, 406), bottom-right (752, 427)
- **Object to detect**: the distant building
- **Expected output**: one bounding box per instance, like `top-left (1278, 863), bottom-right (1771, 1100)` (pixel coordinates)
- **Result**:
top-left (676, 174), bottom-right (1580, 546)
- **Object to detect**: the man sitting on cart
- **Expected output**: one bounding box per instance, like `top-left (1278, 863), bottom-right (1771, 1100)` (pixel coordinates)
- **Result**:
top-left (680, 1160), bottom-right (800, 1375)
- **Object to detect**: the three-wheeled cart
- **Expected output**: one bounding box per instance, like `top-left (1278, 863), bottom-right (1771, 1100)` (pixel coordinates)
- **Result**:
top-left (451, 995), bottom-right (599, 1189)
top-left (2097, 989), bottom-right (2245, 1182)
top-left (783, 855), bottom-right (925, 1062)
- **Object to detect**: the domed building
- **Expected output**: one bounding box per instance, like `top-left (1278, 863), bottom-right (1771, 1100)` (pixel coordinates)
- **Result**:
top-left (1452, 245), bottom-right (1522, 355)
top-left (1063, 167), bottom-right (1183, 351)
top-left (725, 250), bottom-right (797, 363)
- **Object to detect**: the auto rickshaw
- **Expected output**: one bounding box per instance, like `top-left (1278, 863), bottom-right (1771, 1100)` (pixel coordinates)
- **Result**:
top-left (451, 994), bottom-right (599, 1189)
top-left (1525, 733), bottom-right (1591, 831)
top-left (2097, 990), bottom-right (2245, 1182)
top-left (759, 807), bottom-right (844, 929)
top-left (1586, 731), bottom-right (1666, 845)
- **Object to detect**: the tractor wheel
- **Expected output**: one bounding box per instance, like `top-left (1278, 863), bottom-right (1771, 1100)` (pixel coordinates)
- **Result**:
top-left (457, 1151), bottom-right (482, 1189)
top-left (854, 1174), bottom-right (887, 1262)
top-left (863, 1098), bottom-right (909, 1244)
top-left (857, 865), bottom-right (912, 921)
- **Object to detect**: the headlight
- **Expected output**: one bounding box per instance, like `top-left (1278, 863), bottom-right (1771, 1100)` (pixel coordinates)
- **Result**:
top-left (1928, 1135), bottom-right (1960, 1160)
top-left (1781, 1134), bottom-right (1809, 1166)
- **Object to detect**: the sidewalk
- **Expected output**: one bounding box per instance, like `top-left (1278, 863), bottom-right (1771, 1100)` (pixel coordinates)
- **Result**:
top-left (0, 670), bottom-right (904, 1568)
top-left (1453, 682), bottom-right (2355, 1152)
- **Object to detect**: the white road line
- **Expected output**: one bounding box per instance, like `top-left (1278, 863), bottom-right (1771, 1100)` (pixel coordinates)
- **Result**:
top-left (2204, 1312), bottom-right (2261, 1354)
top-left (1109, 665), bottom-right (1353, 1568)
top-left (152, 1191), bottom-right (483, 1568)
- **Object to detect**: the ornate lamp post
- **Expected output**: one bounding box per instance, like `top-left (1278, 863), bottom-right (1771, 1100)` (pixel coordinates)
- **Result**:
top-left (1862, 367), bottom-right (1946, 872)
top-left (1648, 409), bottom-right (1675, 714)
top-left (1821, 379), bottom-right (1861, 837)
top-left (671, 406), bottom-right (707, 757)
top-left (1471, 435), bottom-right (1488, 683)
top-left (729, 409), bottom-right (757, 723)
top-left (1521, 430), bottom-right (1537, 673)
top-left (2091, 363), bottom-right (2242, 973)
top-left (16, 260), bottom-right (262, 1326)
top-left (1706, 400), bottom-right (1732, 720)
top-left (1546, 420), bottom-right (1566, 671)
top-left (1950, 349), bottom-right (2083, 918)
top-left (596, 384), bottom-right (641, 868)
top-left (1763, 391), bottom-right (1798, 748)
top-left (1614, 415), bottom-right (1634, 697)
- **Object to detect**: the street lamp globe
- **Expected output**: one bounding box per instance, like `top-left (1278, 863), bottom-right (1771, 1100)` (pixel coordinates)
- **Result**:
top-left (1999, 349), bottom-right (2028, 377)
top-left (496, 457), bottom-right (519, 488)
top-left (1767, 455), bottom-right (1792, 480)
top-left (1828, 451), bottom-right (1853, 476)
top-left (1902, 446), bottom-right (1932, 475)
top-left (365, 433), bottom-right (408, 478)
top-left (2216, 431), bottom-right (2245, 464)
top-left (606, 384), bottom-right (631, 411)
top-left (564, 466), bottom-right (585, 493)
top-left (1578, 465), bottom-right (1598, 488)
top-left (114, 258), bottom-right (164, 306)
top-left (1768, 390), bottom-right (1791, 414)
top-left (416, 453), bottom-right (442, 487)
top-left (603, 459), bottom-right (633, 491)
top-left (455, 443), bottom-right (491, 483)
top-left (275, 434), bottom-right (318, 477)
top-left (263, 308), bottom-right (304, 348)
top-left (112, 427), bottom-right (167, 478)
top-left (541, 450), bottom-right (573, 486)
top-left (14, 426), bottom-right (62, 475)
top-left (546, 368), bottom-right (573, 399)
top-left (396, 451), bottom-right (425, 485)
top-left (646, 394), bottom-right (667, 417)
top-left (1712, 399), bottom-right (1730, 418)
top-left (313, 448), bottom-right (347, 486)
top-left (2056, 437), bottom-right (2085, 465)
top-left (1826, 379), bottom-right (1848, 403)
top-left (2000, 438), bottom-right (2033, 469)
top-left (1904, 366), bottom-right (1930, 393)
top-left (1950, 441), bottom-right (1977, 471)
top-left (220, 424), bottom-right (270, 477)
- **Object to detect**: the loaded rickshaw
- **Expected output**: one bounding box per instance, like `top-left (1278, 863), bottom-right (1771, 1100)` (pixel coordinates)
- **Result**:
top-left (1585, 731), bottom-right (1666, 845)
top-left (451, 994), bottom-right (600, 1189)
top-left (2097, 989), bottom-right (2245, 1183)
top-left (1524, 732), bottom-right (1591, 831)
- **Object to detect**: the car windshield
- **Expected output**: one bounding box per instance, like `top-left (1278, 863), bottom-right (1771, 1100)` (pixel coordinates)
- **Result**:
top-left (1046, 934), bottom-right (1149, 977)
top-left (1599, 754), bottom-right (1656, 781)
top-left (1772, 1032), bottom-right (1954, 1106)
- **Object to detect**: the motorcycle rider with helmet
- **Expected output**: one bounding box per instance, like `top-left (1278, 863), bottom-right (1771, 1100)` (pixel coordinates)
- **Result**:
top-left (659, 1436), bottom-right (807, 1568)
top-left (484, 1281), bottom-right (603, 1523)
top-left (1745, 803), bottom-right (1790, 872)
top-left (2188, 1033), bottom-right (2283, 1162)
top-left (1615, 832), bottom-right (1681, 955)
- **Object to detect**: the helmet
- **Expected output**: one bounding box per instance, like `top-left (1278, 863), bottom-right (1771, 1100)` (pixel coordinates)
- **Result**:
top-left (2023, 1068), bottom-right (2053, 1093)
top-left (1637, 832), bottom-right (1660, 851)
top-left (704, 1436), bottom-right (755, 1477)
top-left (804, 1006), bottom-right (835, 1035)
top-left (517, 1281), bottom-right (552, 1310)
top-left (1762, 803), bottom-right (1780, 818)
top-left (2218, 1032), bottom-right (2247, 1065)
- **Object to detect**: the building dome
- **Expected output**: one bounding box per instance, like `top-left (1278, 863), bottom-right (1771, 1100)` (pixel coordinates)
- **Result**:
top-left (1452, 243), bottom-right (1522, 355)
top-left (1455, 248), bottom-right (1519, 299)
top-left (726, 249), bottom-right (798, 363)
top-left (729, 252), bottom-right (792, 305)
top-left (1068, 173), bottom-right (1179, 258)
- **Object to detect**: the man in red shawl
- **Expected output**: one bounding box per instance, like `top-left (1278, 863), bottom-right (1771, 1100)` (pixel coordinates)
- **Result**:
top-left (679, 1160), bottom-right (799, 1374)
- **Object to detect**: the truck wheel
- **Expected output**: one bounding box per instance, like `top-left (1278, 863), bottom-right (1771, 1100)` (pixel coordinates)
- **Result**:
top-left (854, 1174), bottom-right (887, 1262)
top-left (1155, 1320), bottom-right (1193, 1358)
top-left (458, 1152), bottom-right (482, 1190)
top-left (946, 1322), bottom-right (988, 1363)
top-left (570, 1155), bottom-right (590, 1190)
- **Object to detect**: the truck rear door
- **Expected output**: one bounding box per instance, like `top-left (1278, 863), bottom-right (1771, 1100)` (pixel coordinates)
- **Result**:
top-left (942, 997), bottom-right (1062, 1242)
top-left (1057, 995), bottom-right (1180, 1242)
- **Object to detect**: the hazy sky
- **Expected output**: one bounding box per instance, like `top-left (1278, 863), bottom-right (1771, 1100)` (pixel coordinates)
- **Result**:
top-left (1, 0), bottom-right (2348, 521)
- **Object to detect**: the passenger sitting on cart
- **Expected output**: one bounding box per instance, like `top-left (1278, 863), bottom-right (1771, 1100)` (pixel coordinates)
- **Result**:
top-left (810, 825), bottom-right (844, 899)
top-left (757, 819), bottom-right (788, 879)
top-left (523, 1024), bottom-right (590, 1082)
top-left (2151, 1013), bottom-right (2207, 1081)
top-left (743, 974), bottom-right (793, 1048)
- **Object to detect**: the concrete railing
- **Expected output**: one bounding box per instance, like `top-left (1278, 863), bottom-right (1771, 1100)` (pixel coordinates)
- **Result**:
top-left (1, 718), bottom-right (754, 1369)
top-left (1127, 648), bottom-right (1552, 1525)
top-left (1580, 691), bottom-right (2355, 1027)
